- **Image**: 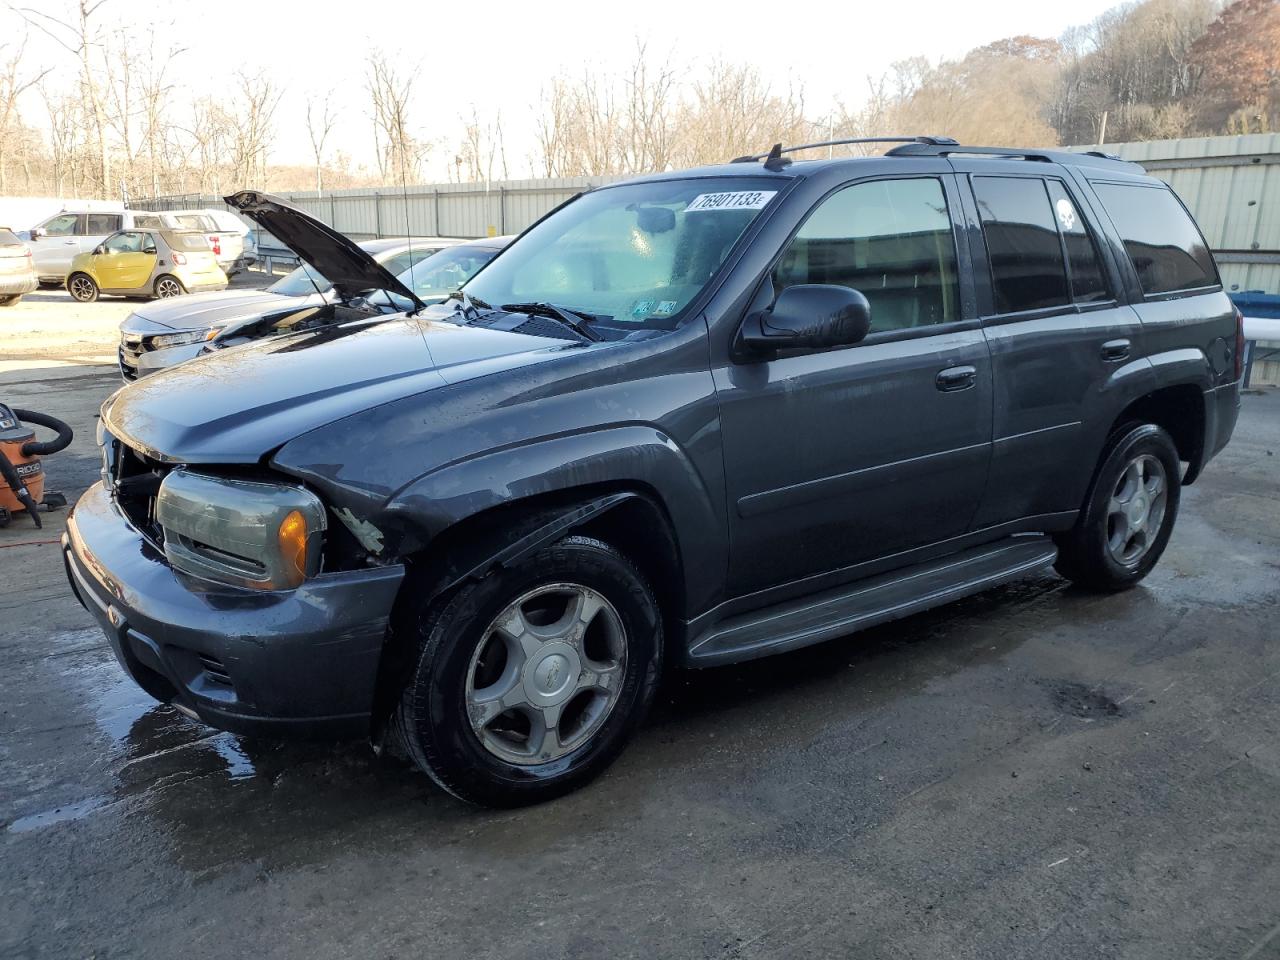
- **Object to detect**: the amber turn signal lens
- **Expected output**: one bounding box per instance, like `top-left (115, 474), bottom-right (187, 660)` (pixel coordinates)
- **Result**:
top-left (277, 509), bottom-right (309, 588)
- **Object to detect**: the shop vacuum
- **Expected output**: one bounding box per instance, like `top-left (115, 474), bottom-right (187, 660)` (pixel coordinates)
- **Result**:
top-left (0, 403), bottom-right (73, 528)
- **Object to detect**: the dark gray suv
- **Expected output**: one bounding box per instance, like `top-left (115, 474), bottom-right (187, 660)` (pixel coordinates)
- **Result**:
top-left (64, 138), bottom-right (1242, 806)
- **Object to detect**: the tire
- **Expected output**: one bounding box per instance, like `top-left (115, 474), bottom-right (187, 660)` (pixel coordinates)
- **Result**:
top-left (0, 294), bottom-right (20, 307)
top-left (394, 535), bottom-right (663, 807)
top-left (67, 273), bottom-right (99, 303)
top-left (154, 275), bottom-right (185, 299)
top-left (1054, 423), bottom-right (1181, 592)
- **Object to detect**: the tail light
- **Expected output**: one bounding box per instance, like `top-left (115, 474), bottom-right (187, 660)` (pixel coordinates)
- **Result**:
top-left (211, 236), bottom-right (221, 256)
top-left (1234, 306), bottom-right (1246, 381)
top-left (171, 252), bottom-right (187, 265)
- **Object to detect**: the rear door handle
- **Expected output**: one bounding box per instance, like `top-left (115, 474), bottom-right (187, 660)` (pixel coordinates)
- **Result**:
top-left (1101, 339), bottom-right (1131, 362)
top-left (936, 365), bottom-right (978, 392)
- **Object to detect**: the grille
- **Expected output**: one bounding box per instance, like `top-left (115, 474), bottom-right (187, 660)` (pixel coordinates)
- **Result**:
top-left (197, 654), bottom-right (232, 686)
top-left (118, 333), bottom-right (155, 381)
top-left (108, 440), bottom-right (172, 545)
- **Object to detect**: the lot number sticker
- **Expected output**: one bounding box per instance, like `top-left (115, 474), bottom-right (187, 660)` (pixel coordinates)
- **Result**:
top-left (686, 191), bottom-right (777, 212)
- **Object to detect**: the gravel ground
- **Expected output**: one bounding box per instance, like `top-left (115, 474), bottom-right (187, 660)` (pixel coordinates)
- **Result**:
top-left (0, 271), bottom-right (274, 372)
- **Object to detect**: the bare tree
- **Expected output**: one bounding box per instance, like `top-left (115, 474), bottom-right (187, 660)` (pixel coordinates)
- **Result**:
top-left (305, 90), bottom-right (338, 195)
top-left (0, 38), bottom-right (52, 193)
top-left (367, 53), bottom-right (423, 182)
top-left (225, 71), bottom-right (281, 189)
top-left (457, 105), bottom-right (508, 183)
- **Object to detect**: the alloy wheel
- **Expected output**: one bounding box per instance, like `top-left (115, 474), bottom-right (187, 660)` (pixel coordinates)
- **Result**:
top-left (69, 276), bottom-right (96, 301)
top-left (1106, 453), bottom-right (1167, 566)
top-left (464, 582), bottom-right (628, 765)
top-left (155, 277), bottom-right (183, 298)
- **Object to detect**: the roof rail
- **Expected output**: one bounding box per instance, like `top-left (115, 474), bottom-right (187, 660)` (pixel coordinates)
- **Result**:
top-left (885, 143), bottom-right (1056, 161)
top-left (732, 136), bottom-right (959, 170)
top-left (885, 142), bottom-right (1144, 172)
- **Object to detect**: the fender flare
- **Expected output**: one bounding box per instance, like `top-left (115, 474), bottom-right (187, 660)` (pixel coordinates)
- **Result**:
top-left (382, 425), bottom-right (727, 618)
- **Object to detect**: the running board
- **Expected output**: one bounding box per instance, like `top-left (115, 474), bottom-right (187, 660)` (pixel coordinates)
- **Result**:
top-left (687, 536), bottom-right (1058, 666)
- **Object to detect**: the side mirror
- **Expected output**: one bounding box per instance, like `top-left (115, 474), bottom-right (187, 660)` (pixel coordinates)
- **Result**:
top-left (29, 228), bottom-right (43, 240)
top-left (738, 284), bottom-right (871, 358)
top-left (93, 244), bottom-right (106, 255)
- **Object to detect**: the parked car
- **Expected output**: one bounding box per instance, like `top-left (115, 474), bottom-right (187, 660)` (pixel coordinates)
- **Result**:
top-left (0, 228), bottom-right (37, 306)
top-left (66, 143), bottom-right (1242, 807)
top-left (66, 228), bottom-right (227, 303)
top-left (116, 235), bottom-right (469, 379)
top-left (25, 208), bottom-right (131, 283)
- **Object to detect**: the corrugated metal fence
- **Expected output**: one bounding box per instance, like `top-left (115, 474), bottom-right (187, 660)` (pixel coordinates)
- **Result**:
top-left (137, 176), bottom-right (623, 242)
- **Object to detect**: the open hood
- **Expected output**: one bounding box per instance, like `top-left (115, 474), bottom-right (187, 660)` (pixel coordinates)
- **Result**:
top-left (223, 191), bottom-right (426, 311)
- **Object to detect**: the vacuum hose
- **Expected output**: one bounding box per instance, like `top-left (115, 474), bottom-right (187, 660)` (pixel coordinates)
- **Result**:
top-left (14, 409), bottom-right (74, 457)
top-left (0, 447), bottom-right (42, 527)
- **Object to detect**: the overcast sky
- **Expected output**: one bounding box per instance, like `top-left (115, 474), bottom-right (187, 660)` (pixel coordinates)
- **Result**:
top-left (6, 0), bottom-right (1123, 180)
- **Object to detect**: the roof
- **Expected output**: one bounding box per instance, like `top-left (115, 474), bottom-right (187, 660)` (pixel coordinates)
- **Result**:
top-left (608, 138), bottom-right (1147, 188)
top-left (358, 236), bottom-right (465, 254)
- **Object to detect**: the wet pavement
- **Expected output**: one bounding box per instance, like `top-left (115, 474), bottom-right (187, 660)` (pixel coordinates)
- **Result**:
top-left (2, 365), bottom-right (1278, 959)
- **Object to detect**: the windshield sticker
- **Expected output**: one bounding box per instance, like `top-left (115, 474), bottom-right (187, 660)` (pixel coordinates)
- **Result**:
top-left (686, 190), bottom-right (777, 212)
top-left (654, 300), bottom-right (678, 316)
top-left (630, 299), bottom-right (655, 319)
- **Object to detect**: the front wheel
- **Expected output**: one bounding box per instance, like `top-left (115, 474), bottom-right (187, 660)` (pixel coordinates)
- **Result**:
top-left (1054, 423), bottom-right (1181, 592)
top-left (154, 275), bottom-right (185, 299)
top-left (67, 273), bottom-right (99, 303)
top-left (394, 536), bottom-right (663, 807)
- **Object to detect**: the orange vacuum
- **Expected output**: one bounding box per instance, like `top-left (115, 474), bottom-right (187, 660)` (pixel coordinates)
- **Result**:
top-left (0, 403), bottom-right (72, 528)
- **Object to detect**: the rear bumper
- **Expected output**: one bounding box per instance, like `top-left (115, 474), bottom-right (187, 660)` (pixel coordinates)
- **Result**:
top-left (63, 480), bottom-right (405, 738)
top-left (181, 277), bottom-right (229, 294)
top-left (0, 273), bottom-right (38, 296)
top-left (1204, 379), bottom-right (1241, 463)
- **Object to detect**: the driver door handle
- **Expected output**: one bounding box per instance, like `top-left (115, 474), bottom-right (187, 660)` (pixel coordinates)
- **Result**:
top-left (936, 365), bottom-right (977, 392)
top-left (1101, 339), bottom-right (1131, 362)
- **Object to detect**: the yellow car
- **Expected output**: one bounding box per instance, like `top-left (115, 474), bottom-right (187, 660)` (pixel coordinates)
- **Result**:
top-left (66, 228), bottom-right (228, 302)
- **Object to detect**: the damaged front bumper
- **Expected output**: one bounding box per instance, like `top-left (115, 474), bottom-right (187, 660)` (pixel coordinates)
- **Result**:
top-left (63, 480), bottom-right (404, 738)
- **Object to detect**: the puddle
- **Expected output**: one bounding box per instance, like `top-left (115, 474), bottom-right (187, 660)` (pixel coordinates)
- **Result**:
top-left (6, 796), bottom-right (112, 834)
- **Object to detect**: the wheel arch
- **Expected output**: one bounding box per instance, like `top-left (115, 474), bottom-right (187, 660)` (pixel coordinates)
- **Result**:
top-left (371, 484), bottom-right (687, 734)
top-left (1107, 381), bottom-right (1207, 485)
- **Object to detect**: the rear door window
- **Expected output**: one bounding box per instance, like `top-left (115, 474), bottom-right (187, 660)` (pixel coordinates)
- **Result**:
top-left (1046, 180), bottom-right (1110, 304)
top-left (1092, 182), bottom-right (1218, 296)
top-left (973, 177), bottom-right (1070, 314)
top-left (86, 213), bottom-right (123, 234)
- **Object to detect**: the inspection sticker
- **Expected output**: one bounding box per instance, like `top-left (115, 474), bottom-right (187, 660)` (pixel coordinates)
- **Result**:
top-left (686, 190), bottom-right (777, 212)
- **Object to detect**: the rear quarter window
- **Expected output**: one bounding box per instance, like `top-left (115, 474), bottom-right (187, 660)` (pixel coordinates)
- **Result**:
top-left (167, 232), bottom-right (211, 252)
top-left (0, 229), bottom-right (22, 245)
top-left (1092, 182), bottom-right (1218, 296)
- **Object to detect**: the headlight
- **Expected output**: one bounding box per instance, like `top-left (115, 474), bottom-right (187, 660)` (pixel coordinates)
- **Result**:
top-left (150, 328), bottom-right (220, 349)
top-left (155, 470), bottom-right (326, 590)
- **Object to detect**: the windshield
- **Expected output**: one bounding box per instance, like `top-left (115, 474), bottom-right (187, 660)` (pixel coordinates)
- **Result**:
top-left (268, 262), bottom-right (332, 297)
top-left (396, 245), bottom-right (501, 300)
top-left (462, 177), bottom-right (782, 329)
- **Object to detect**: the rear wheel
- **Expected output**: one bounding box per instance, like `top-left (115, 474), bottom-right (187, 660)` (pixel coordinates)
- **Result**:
top-left (67, 273), bottom-right (98, 303)
top-left (1054, 423), bottom-right (1181, 591)
top-left (0, 294), bottom-right (20, 307)
top-left (394, 535), bottom-right (663, 807)
top-left (154, 275), bottom-right (185, 299)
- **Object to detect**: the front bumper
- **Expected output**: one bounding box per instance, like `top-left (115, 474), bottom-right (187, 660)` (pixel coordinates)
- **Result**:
top-left (63, 481), bottom-right (405, 738)
top-left (120, 340), bottom-right (206, 380)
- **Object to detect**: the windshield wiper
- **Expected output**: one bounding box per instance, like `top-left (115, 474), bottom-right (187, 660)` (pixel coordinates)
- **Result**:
top-left (500, 302), bottom-right (603, 342)
top-left (444, 289), bottom-right (491, 322)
